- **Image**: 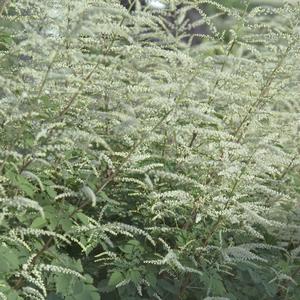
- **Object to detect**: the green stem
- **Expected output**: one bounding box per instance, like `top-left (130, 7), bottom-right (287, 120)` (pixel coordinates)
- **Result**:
top-left (0, 0), bottom-right (10, 16)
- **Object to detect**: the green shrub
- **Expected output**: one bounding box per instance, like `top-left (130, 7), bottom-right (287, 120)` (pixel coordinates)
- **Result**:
top-left (0, 1), bottom-right (300, 299)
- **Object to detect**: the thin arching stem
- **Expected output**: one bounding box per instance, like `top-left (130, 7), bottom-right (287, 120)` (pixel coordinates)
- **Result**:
top-left (56, 0), bottom-right (136, 119)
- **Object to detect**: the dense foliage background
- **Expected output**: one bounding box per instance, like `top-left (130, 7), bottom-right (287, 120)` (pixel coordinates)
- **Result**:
top-left (0, 0), bottom-right (300, 299)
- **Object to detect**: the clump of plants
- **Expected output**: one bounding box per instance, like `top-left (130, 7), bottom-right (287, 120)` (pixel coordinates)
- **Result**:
top-left (0, 0), bottom-right (299, 299)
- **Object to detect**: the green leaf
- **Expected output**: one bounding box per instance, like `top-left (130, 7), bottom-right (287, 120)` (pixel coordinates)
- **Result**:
top-left (127, 270), bottom-right (141, 285)
top-left (44, 205), bottom-right (60, 230)
top-left (7, 291), bottom-right (23, 300)
top-left (120, 244), bottom-right (134, 254)
top-left (76, 212), bottom-right (90, 225)
top-left (145, 272), bottom-right (157, 287)
top-left (6, 170), bottom-right (36, 197)
top-left (47, 293), bottom-right (64, 300)
top-left (158, 279), bottom-right (178, 295)
top-left (210, 275), bottom-right (227, 296)
top-left (55, 274), bottom-right (74, 296)
top-left (31, 216), bottom-right (47, 228)
top-left (64, 279), bottom-right (101, 300)
top-left (0, 246), bottom-right (20, 275)
top-left (16, 176), bottom-right (35, 197)
top-left (108, 271), bottom-right (124, 287)
top-left (119, 239), bottom-right (142, 255)
top-left (0, 280), bottom-right (22, 300)
top-left (60, 218), bottom-right (73, 232)
top-left (46, 186), bottom-right (57, 198)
